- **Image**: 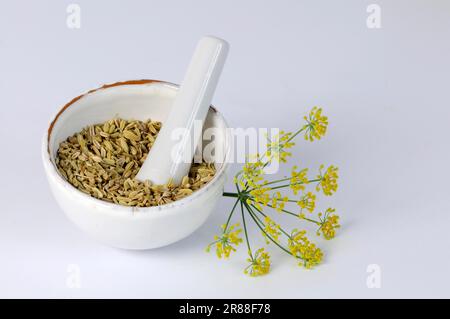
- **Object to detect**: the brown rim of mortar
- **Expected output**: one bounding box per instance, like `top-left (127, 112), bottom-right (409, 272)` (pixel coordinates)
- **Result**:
top-left (47, 79), bottom-right (219, 154)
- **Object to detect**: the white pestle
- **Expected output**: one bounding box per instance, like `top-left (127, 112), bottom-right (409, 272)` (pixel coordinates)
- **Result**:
top-left (135, 36), bottom-right (229, 185)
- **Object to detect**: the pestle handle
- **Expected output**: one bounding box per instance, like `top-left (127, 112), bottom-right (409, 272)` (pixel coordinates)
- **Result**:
top-left (136, 36), bottom-right (229, 185)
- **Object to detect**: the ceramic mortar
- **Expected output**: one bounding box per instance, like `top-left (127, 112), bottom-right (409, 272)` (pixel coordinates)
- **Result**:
top-left (42, 80), bottom-right (231, 249)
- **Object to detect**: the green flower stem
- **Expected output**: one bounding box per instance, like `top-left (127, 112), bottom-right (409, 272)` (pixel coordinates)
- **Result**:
top-left (264, 127), bottom-right (307, 160)
top-left (301, 216), bottom-right (322, 225)
top-left (246, 203), bottom-right (311, 265)
top-left (285, 126), bottom-right (307, 144)
top-left (268, 178), bottom-right (322, 191)
top-left (249, 203), bottom-right (291, 238)
top-left (223, 192), bottom-right (239, 198)
top-left (259, 176), bottom-right (293, 186)
top-left (263, 173), bottom-right (321, 187)
top-left (223, 198), bottom-right (240, 231)
top-left (261, 127), bottom-right (306, 168)
top-left (246, 178), bottom-right (322, 193)
top-left (240, 201), bottom-right (253, 259)
top-left (243, 202), bottom-right (293, 256)
top-left (240, 125), bottom-right (310, 187)
top-left (258, 201), bottom-right (321, 226)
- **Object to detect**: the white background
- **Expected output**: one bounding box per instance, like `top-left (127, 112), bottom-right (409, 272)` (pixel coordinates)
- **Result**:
top-left (1, 0), bottom-right (450, 298)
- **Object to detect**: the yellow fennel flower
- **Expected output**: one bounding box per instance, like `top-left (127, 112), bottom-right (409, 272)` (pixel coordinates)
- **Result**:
top-left (241, 159), bottom-right (264, 189)
top-left (318, 208), bottom-right (340, 240)
top-left (303, 107), bottom-right (328, 141)
top-left (271, 191), bottom-right (288, 212)
top-left (290, 166), bottom-right (309, 195)
top-left (297, 191), bottom-right (316, 213)
top-left (249, 187), bottom-right (271, 210)
top-left (266, 131), bottom-right (295, 163)
top-left (316, 165), bottom-right (338, 196)
top-left (213, 107), bottom-right (342, 277)
top-left (278, 150), bottom-right (292, 163)
top-left (262, 216), bottom-right (281, 243)
top-left (244, 248), bottom-right (271, 277)
top-left (288, 229), bottom-right (323, 269)
top-left (206, 223), bottom-right (243, 259)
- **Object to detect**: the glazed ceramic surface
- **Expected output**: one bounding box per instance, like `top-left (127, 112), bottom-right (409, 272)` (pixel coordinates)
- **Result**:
top-left (137, 37), bottom-right (229, 184)
top-left (42, 80), bottom-right (231, 249)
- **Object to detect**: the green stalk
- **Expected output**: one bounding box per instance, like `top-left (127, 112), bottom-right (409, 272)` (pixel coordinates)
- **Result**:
top-left (243, 202), bottom-right (293, 256)
top-left (249, 203), bottom-right (291, 238)
top-left (269, 178), bottom-right (322, 191)
top-left (223, 192), bottom-right (239, 198)
top-left (301, 216), bottom-right (321, 225)
top-left (260, 201), bottom-right (322, 225)
top-left (260, 127), bottom-right (306, 167)
top-left (223, 198), bottom-right (240, 231)
top-left (260, 176), bottom-right (292, 186)
top-left (240, 201), bottom-right (253, 259)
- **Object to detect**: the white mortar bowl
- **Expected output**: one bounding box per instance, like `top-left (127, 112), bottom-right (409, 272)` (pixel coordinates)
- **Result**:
top-left (42, 80), bottom-right (231, 249)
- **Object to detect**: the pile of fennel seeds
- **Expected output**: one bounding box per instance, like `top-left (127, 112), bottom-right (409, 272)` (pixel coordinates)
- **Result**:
top-left (55, 118), bottom-right (215, 207)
